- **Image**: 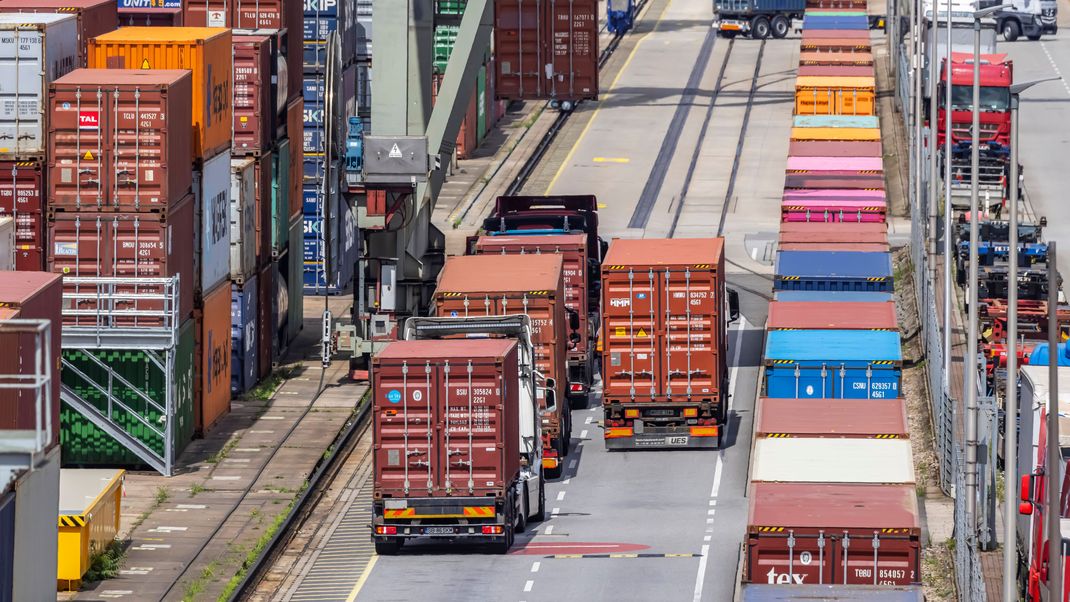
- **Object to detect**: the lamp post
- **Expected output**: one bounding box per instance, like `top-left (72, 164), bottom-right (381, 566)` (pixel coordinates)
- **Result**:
top-left (1003, 75), bottom-right (1060, 602)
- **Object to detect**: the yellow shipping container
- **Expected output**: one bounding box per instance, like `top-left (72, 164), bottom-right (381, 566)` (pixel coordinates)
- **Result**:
top-left (88, 27), bottom-right (232, 160)
top-left (56, 469), bottom-right (124, 591)
top-left (794, 76), bottom-right (876, 116)
top-left (790, 127), bottom-right (881, 142)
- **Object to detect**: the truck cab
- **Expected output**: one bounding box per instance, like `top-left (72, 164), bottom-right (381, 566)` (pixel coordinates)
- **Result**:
top-left (937, 52), bottom-right (1013, 151)
top-left (980, 0), bottom-right (1058, 40)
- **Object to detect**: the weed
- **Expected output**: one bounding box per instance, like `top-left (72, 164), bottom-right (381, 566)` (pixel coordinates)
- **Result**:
top-left (181, 559), bottom-right (219, 602)
top-left (155, 487), bottom-right (170, 506)
top-left (263, 485), bottom-right (296, 494)
top-left (250, 508), bottom-right (262, 522)
top-left (190, 483), bottom-right (213, 497)
top-left (218, 499), bottom-right (296, 601)
top-left (83, 540), bottom-right (126, 583)
top-left (208, 436), bottom-right (240, 465)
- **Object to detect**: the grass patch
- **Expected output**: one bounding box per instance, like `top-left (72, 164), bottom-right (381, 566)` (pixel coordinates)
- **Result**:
top-left (208, 436), bottom-right (240, 465)
top-left (181, 560), bottom-right (220, 602)
top-left (83, 540), bottom-right (126, 583)
top-left (217, 499), bottom-right (296, 601)
top-left (244, 366), bottom-right (294, 401)
top-left (155, 486), bottom-right (170, 506)
top-left (130, 486), bottom-right (170, 531)
top-left (190, 483), bottom-right (213, 497)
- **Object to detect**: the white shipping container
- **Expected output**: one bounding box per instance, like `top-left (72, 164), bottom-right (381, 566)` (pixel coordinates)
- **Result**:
top-left (0, 216), bottom-right (13, 270)
top-left (230, 158), bottom-right (257, 282)
top-left (196, 150), bottom-right (232, 294)
top-left (0, 14), bottom-right (78, 159)
top-left (751, 438), bottom-right (915, 484)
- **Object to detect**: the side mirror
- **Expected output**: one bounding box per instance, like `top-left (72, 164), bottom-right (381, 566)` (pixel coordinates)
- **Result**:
top-left (1021, 474), bottom-right (1034, 502)
top-left (599, 239), bottom-right (608, 260)
top-left (566, 308), bottom-right (580, 331)
top-left (542, 387), bottom-right (558, 415)
top-left (1019, 501), bottom-right (1034, 516)
top-left (465, 235), bottom-right (479, 255)
top-left (727, 288), bottom-right (741, 323)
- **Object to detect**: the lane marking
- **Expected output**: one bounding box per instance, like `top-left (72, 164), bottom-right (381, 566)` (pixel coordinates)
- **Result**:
top-left (710, 454), bottom-right (723, 499)
top-left (585, 416), bottom-right (593, 424)
top-left (692, 544), bottom-right (711, 602)
top-left (1041, 42), bottom-right (1070, 96)
top-left (557, 491), bottom-right (566, 501)
top-left (344, 554), bottom-right (378, 602)
top-left (544, 525), bottom-right (555, 535)
top-left (552, 507), bottom-right (561, 515)
top-left (531, 561), bottom-right (541, 573)
top-left (524, 580), bottom-right (534, 592)
top-left (580, 429), bottom-right (589, 439)
top-left (593, 157), bottom-right (631, 163)
top-left (563, 478), bottom-right (571, 485)
top-left (728, 317), bottom-right (747, 414)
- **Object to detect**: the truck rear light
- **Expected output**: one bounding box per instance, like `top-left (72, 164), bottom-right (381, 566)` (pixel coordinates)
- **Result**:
top-left (376, 526), bottom-right (397, 535)
top-left (605, 427), bottom-right (634, 439)
top-left (690, 426), bottom-right (719, 437)
top-left (482, 526), bottom-right (504, 535)
top-left (683, 408), bottom-right (699, 418)
top-left (542, 457), bottom-right (559, 470)
top-left (570, 383), bottom-right (583, 393)
top-left (624, 409), bottom-right (639, 418)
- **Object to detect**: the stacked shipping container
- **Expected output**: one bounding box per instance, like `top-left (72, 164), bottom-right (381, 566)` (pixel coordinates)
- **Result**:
top-left (743, 8), bottom-right (923, 595)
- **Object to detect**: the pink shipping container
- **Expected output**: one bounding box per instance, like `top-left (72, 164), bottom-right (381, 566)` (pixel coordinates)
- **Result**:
top-left (0, 160), bottom-right (45, 270)
top-left (786, 156), bottom-right (884, 171)
top-left (0, 270), bottom-right (61, 450)
top-left (781, 199), bottom-right (888, 223)
top-left (233, 34), bottom-right (275, 157)
top-left (494, 0), bottom-right (598, 104)
top-left (783, 188), bottom-right (887, 203)
top-left (0, 0), bottom-right (117, 66)
top-left (48, 69), bottom-right (193, 212)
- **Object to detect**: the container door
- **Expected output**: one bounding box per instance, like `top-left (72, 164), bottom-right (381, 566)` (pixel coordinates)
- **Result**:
top-left (747, 531), bottom-right (836, 585)
top-left (835, 364), bottom-right (900, 399)
top-left (494, 0), bottom-right (543, 99)
top-left (661, 267), bottom-right (719, 399)
top-left (766, 363), bottom-right (834, 399)
top-left (836, 533), bottom-right (920, 585)
top-left (544, 0), bottom-right (598, 101)
top-left (375, 359), bottom-right (440, 496)
top-left (558, 248), bottom-right (589, 354)
top-left (439, 357), bottom-right (506, 496)
top-left (603, 269), bottom-right (659, 400)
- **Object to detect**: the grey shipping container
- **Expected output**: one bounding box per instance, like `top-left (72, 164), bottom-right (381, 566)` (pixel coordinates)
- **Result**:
top-left (195, 150), bottom-right (232, 297)
top-left (2, 446), bottom-right (59, 602)
top-left (0, 13), bottom-right (78, 159)
top-left (230, 157), bottom-right (257, 282)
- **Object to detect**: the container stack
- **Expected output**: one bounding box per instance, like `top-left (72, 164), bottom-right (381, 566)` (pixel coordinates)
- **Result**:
top-left (301, 0), bottom-right (361, 295)
top-left (741, 7), bottom-right (924, 596)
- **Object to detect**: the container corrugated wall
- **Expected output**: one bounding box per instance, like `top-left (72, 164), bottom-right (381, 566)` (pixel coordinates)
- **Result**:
top-left (195, 280), bottom-right (231, 434)
top-left (230, 157), bottom-right (258, 282)
top-left (231, 275), bottom-right (258, 395)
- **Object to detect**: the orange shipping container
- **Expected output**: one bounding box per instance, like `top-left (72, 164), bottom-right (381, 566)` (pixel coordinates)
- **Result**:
top-left (794, 76), bottom-right (876, 116)
top-left (88, 27), bottom-right (233, 160)
top-left (194, 279), bottom-right (231, 435)
top-left (790, 126), bottom-right (880, 142)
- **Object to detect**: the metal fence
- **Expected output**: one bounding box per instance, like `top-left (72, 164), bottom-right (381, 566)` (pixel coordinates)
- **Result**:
top-left (955, 446), bottom-right (989, 602)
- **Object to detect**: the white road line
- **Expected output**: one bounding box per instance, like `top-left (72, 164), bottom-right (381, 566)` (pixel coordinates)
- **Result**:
top-left (710, 454), bottom-right (723, 498)
top-left (585, 416), bottom-right (593, 424)
top-left (728, 317), bottom-right (747, 414)
top-left (544, 525), bottom-right (555, 535)
top-left (580, 429), bottom-right (588, 439)
top-left (557, 491), bottom-right (566, 501)
top-left (703, 535), bottom-right (712, 542)
top-left (1041, 42), bottom-right (1070, 96)
top-left (552, 507), bottom-right (560, 515)
top-left (531, 562), bottom-right (541, 573)
top-left (524, 581), bottom-right (534, 592)
top-left (563, 478), bottom-right (571, 485)
top-left (692, 544), bottom-right (711, 602)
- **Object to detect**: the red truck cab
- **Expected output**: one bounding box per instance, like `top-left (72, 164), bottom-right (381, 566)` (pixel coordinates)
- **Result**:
top-left (937, 52), bottom-right (1013, 151)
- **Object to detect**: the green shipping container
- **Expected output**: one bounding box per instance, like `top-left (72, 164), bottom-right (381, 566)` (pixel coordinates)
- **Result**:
top-left (272, 139), bottom-right (291, 257)
top-left (476, 64), bottom-right (487, 142)
top-left (436, 0), bottom-right (466, 15)
top-left (433, 26), bottom-right (459, 74)
top-left (286, 215), bottom-right (304, 344)
top-left (60, 319), bottom-right (196, 467)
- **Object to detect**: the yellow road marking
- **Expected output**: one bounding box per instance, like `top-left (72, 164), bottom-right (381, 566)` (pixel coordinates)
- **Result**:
top-left (597, 203), bottom-right (608, 209)
top-left (345, 554), bottom-right (378, 601)
top-left (593, 157), bottom-right (631, 163)
top-left (544, 0), bottom-right (671, 194)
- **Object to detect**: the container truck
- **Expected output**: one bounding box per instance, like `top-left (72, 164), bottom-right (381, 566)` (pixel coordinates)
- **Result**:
top-left (600, 238), bottom-right (739, 449)
top-left (370, 315), bottom-right (550, 554)
top-left (432, 253), bottom-right (575, 478)
top-left (713, 0), bottom-right (805, 39)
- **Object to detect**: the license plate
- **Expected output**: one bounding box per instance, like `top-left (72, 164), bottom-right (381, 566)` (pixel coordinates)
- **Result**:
top-left (646, 409), bottom-right (675, 417)
top-left (424, 527), bottom-right (455, 535)
top-left (666, 436), bottom-right (689, 446)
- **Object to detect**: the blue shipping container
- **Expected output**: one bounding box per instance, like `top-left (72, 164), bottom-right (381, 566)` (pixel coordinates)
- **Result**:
top-left (803, 16), bottom-right (868, 29)
top-left (303, 0), bottom-right (357, 69)
top-left (231, 276), bottom-right (259, 396)
top-left (774, 291), bottom-right (894, 302)
top-left (793, 115), bottom-right (880, 129)
top-left (741, 585), bottom-right (923, 601)
top-left (775, 251), bottom-right (893, 292)
top-left (302, 186), bottom-right (356, 294)
top-left (1026, 343), bottom-right (1070, 367)
top-left (764, 330), bottom-right (902, 399)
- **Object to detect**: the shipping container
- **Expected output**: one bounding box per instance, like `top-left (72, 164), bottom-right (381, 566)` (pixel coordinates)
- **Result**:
top-left (0, 217), bottom-right (11, 269)
top-left (272, 259), bottom-right (286, 359)
top-left (0, 160), bottom-right (44, 270)
top-left (779, 221), bottom-right (889, 243)
top-left (117, 6), bottom-right (184, 27)
top-left (494, 0), bottom-right (599, 104)
top-left (230, 157), bottom-right (257, 282)
top-left (60, 318), bottom-right (195, 465)
top-left (256, 260), bottom-right (273, 379)
top-left (0, 270), bottom-right (62, 449)
top-left (0, 0), bottom-right (117, 66)
top-left (254, 152), bottom-right (273, 266)
top-left (744, 483), bottom-right (921, 585)
top-left (285, 214), bottom-right (303, 342)
top-left (477, 63), bottom-right (487, 142)
top-left (784, 173), bottom-right (885, 190)
top-left (233, 34), bottom-right (275, 157)
top-left (791, 126), bottom-right (880, 141)
top-left (194, 150), bottom-right (232, 296)
top-left (88, 27), bottom-right (234, 160)
top-left (786, 156), bottom-right (883, 171)
top-left (49, 69), bottom-right (194, 212)
top-left (797, 65), bottom-right (875, 78)
top-left (764, 329), bottom-right (901, 399)
top-left (286, 98), bottom-right (302, 217)
top-left (767, 301), bottom-right (897, 330)
top-left (803, 14), bottom-right (868, 28)
top-left (473, 234), bottom-right (592, 393)
top-left (801, 27), bottom-right (870, 39)
top-left (799, 51), bottom-right (874, 66)
top-left (754, 397), bottom-right (909, 438)
top-left (56, 468), bottom-right (121, 590)
top-left (0, 490), bottom-right (10, 601)
top-left (794, 114), bottom-right (879, 129)
top-left (799, 37), bottom-right (873, 52)
top-left (2, 447), bottom-right (59, 600)
top-left (788, 140), bottom-right (883, 156)
top-left (231, 275), bottom-right (258, 395)
top-left (303, 0), bottom-right (358, 70)
top-left (781, 198), bottom-right (887, 224)
top-left (272, 138), bottom-right (290, 256)
top-left (600, 238), bottom-right (728, 449)
top-left (751, 438), bottom-right (915, 483)
top-left (795, 76), bottom-right (876, 116)
top-left (48, 193), bottom-right (196, 324)
top-left (774, 290), bottom-right (894, 302)
top-left (774, 250), bottom-right (893, 291)
top-left (183, 0), bottom-right (285, 28)
top-left (0, 14), bottom-right (77, 160)
top-left (195, 280), bottom-right (231, 434)
top-left (303, 190), bottom-right (355, 293)
top-left (182, 0), bottom-right (231, 27)
top-left (740, 585), bottom-right (924, 601)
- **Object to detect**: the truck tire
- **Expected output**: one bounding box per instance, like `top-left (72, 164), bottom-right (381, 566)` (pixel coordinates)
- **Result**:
top-left (375, 539), bottom-right (402, 555)
top-left (516, 488), bottom-right (529, 533)
top-left (771, 16), bottom-right (790, 38)
top-left (751, 17), bottom-right (771, 39)
top-left (493, 493), bottom-right (517, 553)
top-left (1002, 19), bottom-right (1020, 41)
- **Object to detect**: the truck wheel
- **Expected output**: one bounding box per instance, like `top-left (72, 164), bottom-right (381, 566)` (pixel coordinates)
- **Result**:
top-left (1002, 20), bottom-right (1020, 41)
top-left (751, 17), bottom-right (771, 39)
top-left (516, 488), bottom-right (529, 533)
top-left (375, 539), bottom-right (402, 555)
top-left (771, 16), bottom-right (790, 38)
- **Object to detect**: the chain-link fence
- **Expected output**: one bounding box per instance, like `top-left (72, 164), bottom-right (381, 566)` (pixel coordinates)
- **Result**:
top-left (955, 445), bottom-right (990, 601)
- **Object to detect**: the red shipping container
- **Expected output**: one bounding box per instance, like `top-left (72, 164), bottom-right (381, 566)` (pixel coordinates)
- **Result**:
top-left (0, 270), bottom-right (62, 451)
top-left (745, 483), bottom-right (921, 586)
top-left (373, 339), bottom-right (521, 499)
top-left (116, 7), bottom-right (183, 26)
top-left (754, 397), bottom-right (909, 439)
top-left (254, 152), bottom-right (273, 265)
top-left (767, 301), bottom-right (898, 330)
top-left (778, 221), bottom-right (888, 243)
top-left (233, 0), bottom-right (283, 29)
top-left (788, 140), bottom-right (882, 157)
top-left (233, 34), bottom-right (274, 157)
top-left (0, 0), bottom-right (118, 66)
top-left (494, 0), bottom-right (598, 103)
top-left (194, 279), bottom-right (231, 435)
top-left (0, 160), bottom-right (45, 271)
top-left (286, 98), bottom-right (302, 218)
top-left (182, 0), bottom-right (230, 27)
top-left (256, 260), bottom-right (272, 379)
top-left (47, 192), bottom-right (195, 325)
top-left (48, 69), bottom-right (193, 212)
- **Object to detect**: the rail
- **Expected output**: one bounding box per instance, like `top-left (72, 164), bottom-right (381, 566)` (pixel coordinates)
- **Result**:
top-left (60, 275), bottom-right (181, 350)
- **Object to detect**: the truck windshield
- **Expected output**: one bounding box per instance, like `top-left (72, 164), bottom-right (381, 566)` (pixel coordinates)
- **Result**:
top-left (948, 85), bottom-right (1010, 111)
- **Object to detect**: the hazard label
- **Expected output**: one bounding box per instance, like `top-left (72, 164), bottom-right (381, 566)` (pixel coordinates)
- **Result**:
top-left (637, 328), bottom-right (647, 338)
top-left (140, 58), bottom-right (150, 69)
top-left (83, 151), bottom-right (93, 160)
top-left (388, 143), bottom-right (402, 158)
top-left (615, 327), bottom-right (625, 337)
